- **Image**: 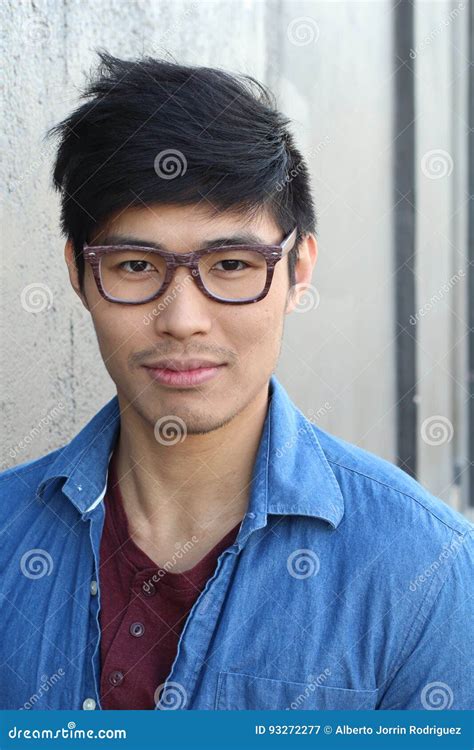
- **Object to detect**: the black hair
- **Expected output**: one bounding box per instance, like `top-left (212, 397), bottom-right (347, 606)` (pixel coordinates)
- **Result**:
top-left (46, 51), bottom-right (317, 292)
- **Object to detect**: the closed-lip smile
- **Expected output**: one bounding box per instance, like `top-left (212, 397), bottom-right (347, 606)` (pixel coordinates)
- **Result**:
top-left (142, 359), bottom-right (226, 388)
top-left (143, 359), bottom-right (224, 372)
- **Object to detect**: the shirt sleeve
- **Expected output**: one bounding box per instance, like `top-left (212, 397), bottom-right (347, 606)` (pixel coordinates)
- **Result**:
top-left (376, 528), bottom-right (474, 710)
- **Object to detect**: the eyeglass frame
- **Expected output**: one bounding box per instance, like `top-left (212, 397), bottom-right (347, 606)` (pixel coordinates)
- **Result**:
top-left (82, 226), bottom-right (298, 305)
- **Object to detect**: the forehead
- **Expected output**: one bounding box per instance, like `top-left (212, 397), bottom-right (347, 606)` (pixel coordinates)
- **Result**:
top-left (91, 203), bottom-right (282, 251)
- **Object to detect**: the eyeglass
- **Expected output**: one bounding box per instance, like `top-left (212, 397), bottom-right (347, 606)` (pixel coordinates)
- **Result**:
top-left (82, 227), bottom-right (298, 305)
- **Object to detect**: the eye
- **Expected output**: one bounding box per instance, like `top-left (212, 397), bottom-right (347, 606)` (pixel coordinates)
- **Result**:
top-left (120, 260), bottom-right (156, 273)
top-left (212, 259), bottom-right (250, 272)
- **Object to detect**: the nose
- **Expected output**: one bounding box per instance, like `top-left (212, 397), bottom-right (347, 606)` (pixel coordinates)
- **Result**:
top-left (148, 266), bottom-right (214, 339)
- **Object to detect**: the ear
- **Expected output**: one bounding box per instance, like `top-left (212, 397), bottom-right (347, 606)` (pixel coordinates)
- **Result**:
top-left (285, 234), bottom-right (318, 314)
top-left (64, 240), bottom-right (90, 311)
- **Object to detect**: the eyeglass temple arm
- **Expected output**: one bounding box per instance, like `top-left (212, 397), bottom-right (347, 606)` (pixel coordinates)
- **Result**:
top-left (281, 227), bottom-right (298, 254)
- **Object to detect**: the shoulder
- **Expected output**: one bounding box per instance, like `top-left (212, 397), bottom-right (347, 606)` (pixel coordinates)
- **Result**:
top-left (306, 424), bottom-right (474, 636)
top-left (0, 448), bottom-right (64, 508)
top-left (311, 422), bottom-right (473, 540)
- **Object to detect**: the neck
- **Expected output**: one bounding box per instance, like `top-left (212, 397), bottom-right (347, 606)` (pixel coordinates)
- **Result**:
top-left (112, 383), bottom-right (270, 548)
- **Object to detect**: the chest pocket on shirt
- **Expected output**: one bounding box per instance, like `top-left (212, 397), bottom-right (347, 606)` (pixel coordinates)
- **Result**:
top-left (215, 671), bottom-right (378, 710)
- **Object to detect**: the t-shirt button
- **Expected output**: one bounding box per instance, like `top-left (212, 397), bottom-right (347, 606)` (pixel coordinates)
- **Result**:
top-left (90, 580), bottom-right (98, 596)
top-left (108, 670), bottom-right (124, 687)
top-left (130, 621), bottom-right (145, 637)
top-left (82, 698), bottom-right (96, 710)
top-left (142, 581), bottom-right (156, 596)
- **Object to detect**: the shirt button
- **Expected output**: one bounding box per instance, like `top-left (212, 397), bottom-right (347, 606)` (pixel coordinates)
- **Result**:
top-left (142, 582), bottom-right (156, 596)
top-left (82, 698), bottom-right (96, 710)
top-left (90, 580), bottom-right (98, 596)
top-left (130, 621), bottom-right (145, 637)
top-left (108, 670), bottom-right (124, 687)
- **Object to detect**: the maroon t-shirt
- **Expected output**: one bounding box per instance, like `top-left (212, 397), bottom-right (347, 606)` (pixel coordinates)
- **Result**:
top-left (98, 451), bottom-right (241, 709)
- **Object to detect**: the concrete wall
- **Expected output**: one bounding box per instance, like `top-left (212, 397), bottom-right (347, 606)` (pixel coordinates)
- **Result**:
top-left (1, 0), bottom-right (470, 515)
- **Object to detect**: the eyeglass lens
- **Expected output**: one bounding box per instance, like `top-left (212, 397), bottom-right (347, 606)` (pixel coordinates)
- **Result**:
top-left (98, 247), bottom-right (269, 302)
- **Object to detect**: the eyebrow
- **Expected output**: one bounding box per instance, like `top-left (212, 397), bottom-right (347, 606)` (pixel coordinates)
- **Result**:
top-left (93, 232), bottom-right (267, 251)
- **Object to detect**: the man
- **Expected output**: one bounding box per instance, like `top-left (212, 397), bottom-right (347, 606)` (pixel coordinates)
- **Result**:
top-left (1, 52), bottom-right (473, 712)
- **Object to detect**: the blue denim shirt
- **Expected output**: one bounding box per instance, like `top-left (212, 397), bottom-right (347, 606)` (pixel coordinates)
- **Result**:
top-left (1, 375), bottom-right (473, 711)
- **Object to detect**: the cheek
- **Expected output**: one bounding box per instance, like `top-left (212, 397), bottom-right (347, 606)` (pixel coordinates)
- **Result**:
top-left (228, 303), bottom-right (283, 361)
top-left (82, 266), bottom-right (152, 354)
top-left (272, 258), bottom-right (291, 300)
top-left (90, 305), bottom-right (150, 368)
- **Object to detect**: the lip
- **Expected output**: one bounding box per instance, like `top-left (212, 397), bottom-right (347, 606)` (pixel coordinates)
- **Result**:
top-left (143, 363), bottom-right (226, 388)
top-left (144, 359), bottom-right (223, 371)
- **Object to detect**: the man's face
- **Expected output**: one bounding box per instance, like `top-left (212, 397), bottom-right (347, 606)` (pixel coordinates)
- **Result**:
top-left (65, 204), bottom-right (314, 435)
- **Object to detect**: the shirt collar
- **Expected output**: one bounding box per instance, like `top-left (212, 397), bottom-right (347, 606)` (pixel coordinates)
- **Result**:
top-left (243, 375), bottom-right (344, 533)
top-left (37, 395), bottom-right (120, 516)
top-left (37, 375), bottom-right (344, 527)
